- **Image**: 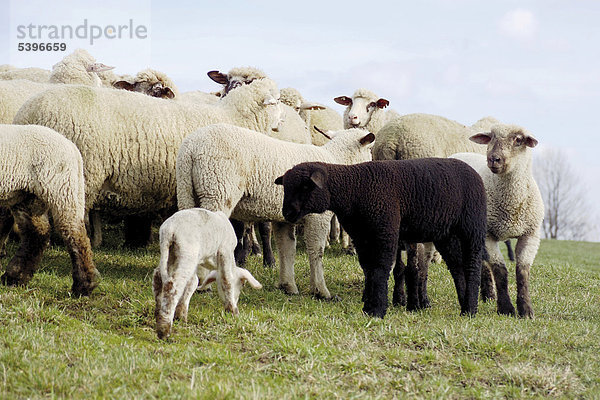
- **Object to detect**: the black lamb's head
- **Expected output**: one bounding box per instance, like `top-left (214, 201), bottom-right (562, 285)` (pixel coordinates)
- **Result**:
top-left (275, 162), bottom-right (330, 223)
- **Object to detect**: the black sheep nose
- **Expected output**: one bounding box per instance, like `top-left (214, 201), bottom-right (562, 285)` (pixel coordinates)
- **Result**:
top-left (488, 155), bottom-right (502, 164)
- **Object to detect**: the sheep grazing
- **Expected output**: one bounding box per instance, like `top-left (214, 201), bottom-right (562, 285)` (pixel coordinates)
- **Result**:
top-left (177, 123), bottom-right (375, 299)
top-left (334, 88), bottom-right (400, 134)
top-left (275, 158), bottom-right (488, 318)
top-left (113, 68), bottom-right (180, 99)
top-left (14, 78), bottom-right (283, 249)
top-left (153, 208), bottom-right (262, 339)
top-left (0, 124), bottom-right (99, 295)
top-left (0, 66), bottom-right (51, 83)
top-left (451, 124), bottom-right (544, 318)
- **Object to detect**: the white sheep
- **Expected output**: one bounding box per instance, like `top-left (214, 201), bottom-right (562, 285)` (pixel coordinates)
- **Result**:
top-left (0, 124), bottom-right (100, 295)
top-left (48, 48), bottom-right (115, 87)
top-left (0, 66), bottom-right (51, 83)
top-left (207, 66), bottom-right (268, 96)
top-left (450, 123), bottom-right (544, 318)
top-left (13, 78), bottom-right (283, 247)
top-left (112, 68), bottom-right (180, 99)
top-left (280, 87), bottom-right (344, 146)
top-left (176, 123), bottom-right (375, 299)
top-left (334, 88), bottom-right (400, 134)
top-left (153, 208), bottom-right (262, 339)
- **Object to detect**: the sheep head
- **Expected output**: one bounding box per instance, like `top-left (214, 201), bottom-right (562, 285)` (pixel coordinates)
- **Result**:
top-left (470, 124), bottom-right (538, 174)
top-left (208, 66), bottom-right (267, 96)
top-left (113, 69), bottom-right (178, 99)
top-left (199, 265), bottom-right (262, 316)
top-left (276, 163), bottom-right (332, 223)
top-left (334, 89), bottom-right (389, 129)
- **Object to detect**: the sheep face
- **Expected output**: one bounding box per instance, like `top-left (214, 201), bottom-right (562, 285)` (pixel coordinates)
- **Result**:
top-left (470, 125), bottom-right (538, 174)
top-left (275, 164), bottom-right (331, 224)
top-left (334, 93), bottom-right (389, 129)
top-left (113, 80), bottom-right (176, 99)
top-left (198, 266), bottom-right (262, 316)
top-left (208, 67), bottom-right (266, 96)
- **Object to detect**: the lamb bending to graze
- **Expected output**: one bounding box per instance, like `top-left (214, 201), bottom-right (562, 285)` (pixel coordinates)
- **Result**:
top-left (14, 78), bottom-right (283, 249)
top-left (334, 88), bottom-right (400, 134)
top-left (276, 158), bottom-right (487, 318)
top-left (0, 124), bottom-right (99, 295)
top-left (177, 124), bottom-right (375, 299)
top-left (451, 124), bottom-right (544, 318)
top-left (153, 208), bottom-right (262, 339)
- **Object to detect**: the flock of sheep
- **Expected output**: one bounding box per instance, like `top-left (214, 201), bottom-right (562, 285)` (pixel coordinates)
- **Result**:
top-left (0, 49), bottom-right (544, 339)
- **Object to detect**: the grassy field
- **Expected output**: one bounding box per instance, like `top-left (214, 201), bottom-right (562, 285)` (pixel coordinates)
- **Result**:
top-left (0, 230), bottom-right (599, 399)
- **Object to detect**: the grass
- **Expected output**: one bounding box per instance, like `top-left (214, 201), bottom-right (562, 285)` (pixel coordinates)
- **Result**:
top-left (0, 233), bottom-right (599, 399)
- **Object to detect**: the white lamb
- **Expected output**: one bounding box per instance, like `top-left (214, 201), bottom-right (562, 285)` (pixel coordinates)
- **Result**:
top-left (13, 78), bottom-right (283, 247)
top-left (153, 208), bottom-right (262, 339)
top-left (451, 123), bottom-right (544, 318)
top-left (48, 48), bottom-right (115, 87)
top-left (176, 123), bottom-right (375, 299)
top-left (334, 88), bottom-right (400, 134)
top-left (0, 124), bottom-right (100, 295)
top-left (112, 68), bottom-right (180, 99)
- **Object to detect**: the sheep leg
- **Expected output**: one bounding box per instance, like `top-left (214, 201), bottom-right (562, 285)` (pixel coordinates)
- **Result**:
top-left (459, 238), bottom-right (482, 316)
top-left (486, 238), bottom-right (516, 316)
top-left (174, 274), bottom-right (199, 322)
top-left (329, 215), bottom-right (341, 244)
top-left (480, 263), bottom-right (496, 301)
top-left (417, 243), bottom-right (434, 309)
top-left (505, 240), bottom-right (515, 262)
top-left (249, 225), bottom-right (262, 256)
top-left (154, 256), bottom-right (197, 340)
top-left (405, 243), bottom-right (421, 311)
top-left (231, 219), bottom-right (250, 266)
top-left (273, 222), bottom-right (298, 295)
top-left (392, 243), bottom-right (406, 307)
top-left (304, 212), bottom-right (332, 299)
top-left (123, 215), bottom-right (153, 248)
top-left (257, 222), bottom-right (276, 268)
top-left (1, 199), bottom-right (50, 287)
top-left (88, 210), bottom-right (103, 248)
top-left (0, 207), bottom-right (14, 258)
top-left (435, 237), bottom-right (470, 314)
top-left (514, 234), bottom-right (540, 318)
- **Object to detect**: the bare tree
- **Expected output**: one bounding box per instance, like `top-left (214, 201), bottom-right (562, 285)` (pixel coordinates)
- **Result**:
top-left (534, 148), bottom-right (596, 240)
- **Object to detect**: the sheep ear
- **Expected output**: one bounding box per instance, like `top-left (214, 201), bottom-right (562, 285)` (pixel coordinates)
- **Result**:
top-left (207, 70), bottom-right (229, 85)
top-left (334, 96), bottom-right (352, 106)
top-left (87, 62), bottom-right (115, 73)
top-left (274, 176), bottom-right (284, 185)
top-left (299, 102), bottom-right (326, 111)
top-left (376, 98), bottom-right (389, 108)
top-left (360, 132), bottom-right (376, 146)
top-left (524, 135), bottom-right (538, 148)
top-left (113, 80), bottom-right (136, 91)
top-left (313, 126), bottom-right (332, 140)
top-left (162, 87), bottom-right (176, 99)
top-left (310, 170), bottom-right (326, 189)
top-left (237, 268), bottom-right (262, 289)
top-left (199, 270), bottom-right (218, 290)
top-left (470, 133), bottom-right (492, 144)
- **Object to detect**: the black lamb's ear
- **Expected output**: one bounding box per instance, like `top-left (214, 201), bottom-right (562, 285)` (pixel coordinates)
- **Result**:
top-left (274, 176), bottom-right (284, 185)
top-left (207, 70), bottom-right (229, 85)
top-left (310, 170), bottom-right (326, 189)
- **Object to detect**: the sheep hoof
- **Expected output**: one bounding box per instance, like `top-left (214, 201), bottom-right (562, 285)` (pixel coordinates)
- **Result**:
top-left (342, 247), bottom-right (356, 256)
top-left (278, 283), bottom-right (299, 295)
top-left (517, 304), bottom-right (534, 319)
top-left (71, 270), bottom-right (101, 297)
top-left (1, 272), bottom-right (32, 287)
top-left (497, 304), bottom-right (516, 317)
top-left (314, 293), bottom-right (340, 302)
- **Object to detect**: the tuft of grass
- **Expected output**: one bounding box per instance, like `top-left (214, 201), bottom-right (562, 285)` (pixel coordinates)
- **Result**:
top-left (0, 237), bottom-right (599, 399)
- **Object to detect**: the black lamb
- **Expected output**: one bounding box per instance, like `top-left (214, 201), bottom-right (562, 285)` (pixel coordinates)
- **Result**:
top-left (275, 158), bottom-right (488, 318)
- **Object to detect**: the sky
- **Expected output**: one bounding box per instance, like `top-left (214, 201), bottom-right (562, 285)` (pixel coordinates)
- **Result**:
top-left (2, 0), bottom-right (599, 240)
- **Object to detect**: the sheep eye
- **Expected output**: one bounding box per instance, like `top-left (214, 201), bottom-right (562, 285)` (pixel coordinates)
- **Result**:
top-left (368, 102), bottom-right (376, 111)
top-left (514, 137), bottom-right (523, 146)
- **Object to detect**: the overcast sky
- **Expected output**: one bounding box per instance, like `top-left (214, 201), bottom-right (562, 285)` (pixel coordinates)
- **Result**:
top-left (2, 0), bottom-right (599, 240)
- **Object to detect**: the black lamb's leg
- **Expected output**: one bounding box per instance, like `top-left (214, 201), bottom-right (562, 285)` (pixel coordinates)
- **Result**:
top-left (505, 240), bottom-right (515, 262)
top-left (392, 242), bottom-right (406, 307)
